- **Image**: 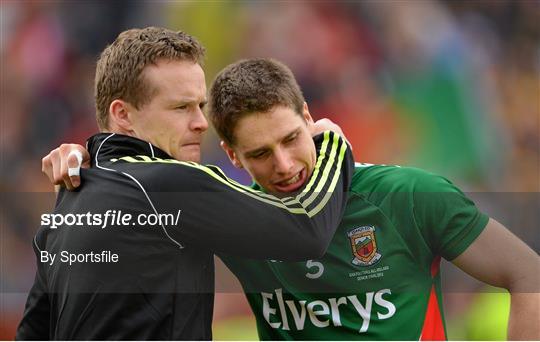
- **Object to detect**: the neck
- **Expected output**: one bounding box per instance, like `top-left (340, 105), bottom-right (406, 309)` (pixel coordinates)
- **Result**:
top-left (102, 123), bottom-right (135, 137)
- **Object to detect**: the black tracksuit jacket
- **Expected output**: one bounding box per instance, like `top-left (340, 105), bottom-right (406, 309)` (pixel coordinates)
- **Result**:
top-left (16, 131), bottom-right (353, 340)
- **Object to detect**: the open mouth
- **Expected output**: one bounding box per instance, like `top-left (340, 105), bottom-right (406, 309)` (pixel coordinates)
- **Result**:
top-left (273, 168), bottom-right (307, 193)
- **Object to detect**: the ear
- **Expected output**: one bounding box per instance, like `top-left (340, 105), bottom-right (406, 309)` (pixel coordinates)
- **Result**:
top-left (220, 141), bottom-right (243, 169)
top-left (302, 102), bottom-right (314, 124)
top-left (302, 102), bottom-right (315, 135)
top-left (109, 99), bottom-right (134, 133)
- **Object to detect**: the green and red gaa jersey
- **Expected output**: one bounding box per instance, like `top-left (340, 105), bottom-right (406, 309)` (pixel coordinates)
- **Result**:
top-left (220, 164), bottom-right (489, 340)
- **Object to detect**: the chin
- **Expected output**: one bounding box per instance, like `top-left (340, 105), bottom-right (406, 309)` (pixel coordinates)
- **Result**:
top-left (176, 152), bottom-right (201, 163)
top-left (188, 155), bottom-right (201, 163)
top-left (267, 185), bottom-right (299, 198)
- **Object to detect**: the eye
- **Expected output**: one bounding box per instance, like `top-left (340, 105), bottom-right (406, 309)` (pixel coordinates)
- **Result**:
top-left (199, 102), bottom-right (207, 110)
top-left (284, 133), bottom-right (298, 143)
top-left (176, 105), bottom-right (188, 110)
top-left (251, 150), bottom-right (269, 159)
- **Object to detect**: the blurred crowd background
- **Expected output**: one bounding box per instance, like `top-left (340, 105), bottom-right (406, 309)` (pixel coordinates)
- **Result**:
top-left (1, 1), bottom-right (538, 340)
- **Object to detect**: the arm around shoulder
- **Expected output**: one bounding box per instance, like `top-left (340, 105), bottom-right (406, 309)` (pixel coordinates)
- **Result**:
top-left (156, 131), bottom-right (354, 260)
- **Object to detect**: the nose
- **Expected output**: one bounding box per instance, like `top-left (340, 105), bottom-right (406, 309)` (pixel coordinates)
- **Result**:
top-left (273, 148), bottom-right (294, 175)
top-left (190, 107), bottom-right (209, 132)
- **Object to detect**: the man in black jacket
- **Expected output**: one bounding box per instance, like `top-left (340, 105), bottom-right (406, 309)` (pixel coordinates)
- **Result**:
top-left (16, 27), bottom-right (353, 340)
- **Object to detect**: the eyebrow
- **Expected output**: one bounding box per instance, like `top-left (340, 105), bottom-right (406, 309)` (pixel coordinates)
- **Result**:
top-left (165, 95), bottom-right (208, 103)
top-left (168, 97), bottom-right (207, 106)
top-left (244, 127), bottom-right (301, 157)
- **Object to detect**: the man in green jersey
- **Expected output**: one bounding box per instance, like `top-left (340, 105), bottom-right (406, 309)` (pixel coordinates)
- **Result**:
top-left (44, 58), bottom-right (539, 340)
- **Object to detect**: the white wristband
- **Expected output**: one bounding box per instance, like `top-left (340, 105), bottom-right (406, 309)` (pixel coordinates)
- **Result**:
top-left (67, 150), bottom-right (83, 177)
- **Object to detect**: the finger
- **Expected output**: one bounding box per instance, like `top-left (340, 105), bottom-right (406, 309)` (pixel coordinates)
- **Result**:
top-left (60, 151), bottom-right (74, 191)
top-left (81, 149), bottom-right (91, 169)
top-left (67, 150), bottom-right (83, 188)
top-left (42, 154), bottom-right (55, 184)
top-left (49, 151), bottom-right (63, 185)
top-left (311, 120), bottom-right (328, 136)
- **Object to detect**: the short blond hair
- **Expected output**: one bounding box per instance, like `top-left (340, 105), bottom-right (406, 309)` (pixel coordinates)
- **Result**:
top-left (94, 27), bottom-right (205, 130)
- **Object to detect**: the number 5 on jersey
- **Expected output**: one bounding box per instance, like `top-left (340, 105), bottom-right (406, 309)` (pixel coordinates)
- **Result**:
top-left (305, 260), bottom-right (324, 279)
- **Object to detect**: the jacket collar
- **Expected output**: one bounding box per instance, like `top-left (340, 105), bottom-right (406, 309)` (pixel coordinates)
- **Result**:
top-left (87, 133), bottom-right (172, 166)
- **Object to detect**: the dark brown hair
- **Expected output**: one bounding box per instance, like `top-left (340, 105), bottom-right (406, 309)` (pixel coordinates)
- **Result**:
top-left (209, 58), bottom-right (305, 145)
top-left (95, 27), bottom-right (205, 130)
